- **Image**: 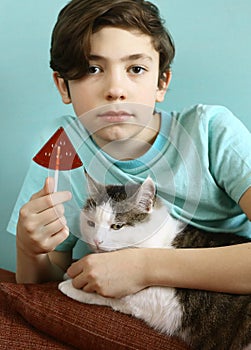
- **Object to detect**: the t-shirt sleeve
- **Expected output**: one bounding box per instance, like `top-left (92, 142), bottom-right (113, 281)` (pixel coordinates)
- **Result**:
top-left (207, 106), bottom-right (251, 203)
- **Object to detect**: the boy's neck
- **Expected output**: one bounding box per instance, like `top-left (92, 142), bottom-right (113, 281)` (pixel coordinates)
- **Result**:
top-left (93, 112), bottom-right (160, 160)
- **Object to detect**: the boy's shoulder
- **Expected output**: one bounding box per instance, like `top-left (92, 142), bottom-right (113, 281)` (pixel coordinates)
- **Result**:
top-left (169, 103), bottom-right (243, 132)
top-left (171, 104), bottom-right (234, 121)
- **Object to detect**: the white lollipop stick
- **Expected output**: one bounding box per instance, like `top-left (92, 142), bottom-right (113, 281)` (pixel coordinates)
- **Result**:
top-left (54, 146), bottom-right (61, 192)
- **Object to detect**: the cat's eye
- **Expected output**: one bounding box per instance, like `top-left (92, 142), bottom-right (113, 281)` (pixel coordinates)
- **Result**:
top-left (87, 220), bottom-right (95, 227)
top-left (111, 223), bottom-right (124, 230)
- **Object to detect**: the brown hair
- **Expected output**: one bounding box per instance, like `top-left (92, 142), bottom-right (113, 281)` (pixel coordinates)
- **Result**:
top-left (50, 0), bottom-right (175, 84)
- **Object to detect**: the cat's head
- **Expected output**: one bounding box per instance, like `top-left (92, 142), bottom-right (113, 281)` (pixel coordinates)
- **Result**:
top-left (80, 173), bottom-right (158, 252)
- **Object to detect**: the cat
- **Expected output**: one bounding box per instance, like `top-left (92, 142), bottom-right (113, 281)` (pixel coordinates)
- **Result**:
top-left (59, 174), bottom-right (251, 350)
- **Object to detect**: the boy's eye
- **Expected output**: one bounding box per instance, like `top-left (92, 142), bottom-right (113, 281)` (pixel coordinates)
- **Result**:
top-left (110, 223), bottom-right (124, 230)
top-left (88, 66), bottom-right (102, 75)
top-left (129, 66), bottom-right (146, 75)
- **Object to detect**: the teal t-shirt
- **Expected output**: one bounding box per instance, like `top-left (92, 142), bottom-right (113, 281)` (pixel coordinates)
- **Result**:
top-left (7, 104), bottom-right (251, 253)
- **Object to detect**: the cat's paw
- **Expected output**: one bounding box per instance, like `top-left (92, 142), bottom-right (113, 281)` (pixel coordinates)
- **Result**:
top-left (59, 279), bottom-right (107, 305)
top-left (59, 279), bottom-right (86, 303)
top-left (59, 280), bottom-right (136, 316)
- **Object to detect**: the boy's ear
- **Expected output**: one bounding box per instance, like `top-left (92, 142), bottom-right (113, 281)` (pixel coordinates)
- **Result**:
top-left (53, 72), bottom-right (72, 104)
top-left (156, 70), bottom-right (172, 103)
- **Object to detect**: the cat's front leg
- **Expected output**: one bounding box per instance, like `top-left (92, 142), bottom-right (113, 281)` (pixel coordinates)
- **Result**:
top-left (59, 279), bottom-right (131, 313)
top-left (59, 279), bottom-right (109, 306)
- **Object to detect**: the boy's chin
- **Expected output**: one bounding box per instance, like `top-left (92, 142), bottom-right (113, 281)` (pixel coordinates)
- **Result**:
top-left (93, 125), bottom-right (144, 144)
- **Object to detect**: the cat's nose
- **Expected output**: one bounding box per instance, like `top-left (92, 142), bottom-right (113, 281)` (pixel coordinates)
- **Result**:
top-left (94, 239), bottom-right (103, 247)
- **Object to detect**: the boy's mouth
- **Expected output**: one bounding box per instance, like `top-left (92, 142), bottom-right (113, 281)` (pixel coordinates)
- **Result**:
top-left (97, 110), bottom-right (134, 123)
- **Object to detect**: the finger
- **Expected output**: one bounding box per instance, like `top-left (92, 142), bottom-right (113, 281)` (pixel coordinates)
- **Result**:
top-left (67, 259), bottom-right (87, 279)
top-left (72, 272), bottom-right (89, 290)
top-left (28, 191), bottom-right (72, 215)
top-left (82, 283), bottom-right (96, 293)
top-left (42, 216), bottom-right (67, 236)
top-left (38, 226), bottom-right (70, 253)
top-left (49, 226), bottom-right (70, 248)
top-left (37, 203), bottom-right (66, 225)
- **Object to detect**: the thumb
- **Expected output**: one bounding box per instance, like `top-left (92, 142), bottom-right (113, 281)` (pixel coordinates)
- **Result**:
top-left (30, 177), bottom-right (55, 200)
top-left (44, 177), bottom-right (55, 194)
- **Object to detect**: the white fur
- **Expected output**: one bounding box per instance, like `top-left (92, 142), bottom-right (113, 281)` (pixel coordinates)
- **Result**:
top-left (80, 200), bottom-right (185, 252)
top-left (60, 195), bottom-right (186, 339)
top-left (59, 279), bottom-right (183, 337)
top-left (60, 179), bottom-right (186, 338)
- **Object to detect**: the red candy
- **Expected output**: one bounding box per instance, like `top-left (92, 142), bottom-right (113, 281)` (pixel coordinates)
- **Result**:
top-left (33, 127), bottom-right (83, 170)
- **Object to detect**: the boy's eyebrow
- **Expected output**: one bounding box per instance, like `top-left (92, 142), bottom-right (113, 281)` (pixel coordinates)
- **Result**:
top-left (89, 53), bottom-right (153, 62)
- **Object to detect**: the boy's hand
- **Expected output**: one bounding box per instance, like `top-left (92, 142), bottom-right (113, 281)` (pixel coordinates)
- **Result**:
top-left (17, 177), bottom-right (72, 257)
top-left (67, 249), bottom-right (148, 298)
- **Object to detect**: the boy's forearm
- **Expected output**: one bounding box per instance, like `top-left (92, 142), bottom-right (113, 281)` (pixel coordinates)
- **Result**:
top-left (145, 243), bottom-right (251, 294)
top-left (16, 248), bottom-right (65, 284)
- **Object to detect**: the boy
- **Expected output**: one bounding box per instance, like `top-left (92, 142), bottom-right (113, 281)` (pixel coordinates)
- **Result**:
top-left (8, 0), bottom-right (251, 297)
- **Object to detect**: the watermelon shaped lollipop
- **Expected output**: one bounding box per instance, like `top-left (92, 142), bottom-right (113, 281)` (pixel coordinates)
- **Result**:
top-left (33, 127), bottom-right (83, 191)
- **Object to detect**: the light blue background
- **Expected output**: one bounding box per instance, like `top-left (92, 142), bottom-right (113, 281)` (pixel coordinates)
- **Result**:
top-left (1, 1), bottom-right (251, 272)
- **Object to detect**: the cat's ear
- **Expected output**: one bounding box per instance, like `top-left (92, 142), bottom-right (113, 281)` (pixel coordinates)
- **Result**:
top-left (136, 177), bottom-right (156, 213)
top-left (85, 170), bottom-right (105, 199)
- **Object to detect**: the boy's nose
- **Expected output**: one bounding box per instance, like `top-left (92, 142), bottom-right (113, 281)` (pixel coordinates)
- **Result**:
top-left (104, 72), bottom-right (127, 101)
top-left (105, 86), bottom-right (127, 101)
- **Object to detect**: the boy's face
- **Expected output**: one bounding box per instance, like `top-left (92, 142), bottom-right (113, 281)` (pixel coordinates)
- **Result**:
top-left (54, 27), bottom-right (170, 148)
